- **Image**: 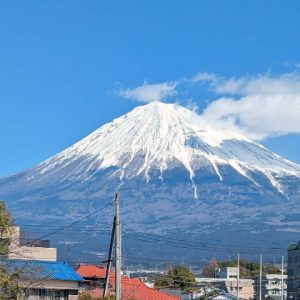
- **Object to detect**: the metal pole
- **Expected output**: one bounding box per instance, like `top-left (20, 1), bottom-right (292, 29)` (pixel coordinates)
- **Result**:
top-left (281, 255), bottom-right (284, 300)
top-left (67, 243), bottom-right (70, 264)
top-left (260, 255), bottom-right (263, 300)
top-left (115, 193), bottom-right (121, 300)
top-left (237, 253), bottom-right (240, 300)
top-left (103, 216), bottom-right (116, 298)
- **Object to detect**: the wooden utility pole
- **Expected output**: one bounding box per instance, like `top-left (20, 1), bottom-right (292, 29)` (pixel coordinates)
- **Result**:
top-left (103, 216), bottom-right (116, 298)
top-left (281, 255), bottom-right (284, 300)
top-left (237, 253), bottom-right (240, 300)
top-left (115, 193), bottom-right (121, 300)
top-left (260, 255), bottom-right (263, 300)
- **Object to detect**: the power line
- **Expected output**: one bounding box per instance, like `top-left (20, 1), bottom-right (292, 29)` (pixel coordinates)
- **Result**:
top-left (26, 201), bottom-right (113, 245)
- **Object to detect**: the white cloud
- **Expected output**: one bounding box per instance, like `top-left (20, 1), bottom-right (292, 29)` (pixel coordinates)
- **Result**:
top-left (200, 72), bottom-right (300, 140)
top-left (119, 81), bottom-right (177, 102)
top-left (118, 71), bottom-right (300, 140)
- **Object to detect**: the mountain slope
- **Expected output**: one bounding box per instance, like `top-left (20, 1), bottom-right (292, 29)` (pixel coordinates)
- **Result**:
top-left (20, 102), bottom-right (300, 195)
top-left (1, 101), bottom-right (300, 258)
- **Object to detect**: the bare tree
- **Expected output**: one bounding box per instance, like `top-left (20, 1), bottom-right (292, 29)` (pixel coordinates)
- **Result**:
top-left (202, 257), bottom-right (219, 278)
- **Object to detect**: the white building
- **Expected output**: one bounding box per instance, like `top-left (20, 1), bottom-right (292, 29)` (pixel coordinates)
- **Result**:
top-left (215, 267), bottom-right (239, 279)
top-left (254, 274), bottom-right (287, 300)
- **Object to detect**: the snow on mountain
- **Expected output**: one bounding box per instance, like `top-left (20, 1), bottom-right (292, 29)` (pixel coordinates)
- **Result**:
top-left (2, 101), bottom-right (300, 259)
top-left (34, 101), bottom-right (300, 197)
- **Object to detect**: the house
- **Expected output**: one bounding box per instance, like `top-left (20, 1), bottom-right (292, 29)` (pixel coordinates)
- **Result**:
top-left (76, 264), bottom-right (180, 300)
top-left (288, 241), bottom-right (300, 300)
top-left (75, 264), bottom-right (108, 290)
top-left (1, 259), bottom-right (83, 300)
top-left (254, 274), bottom-right (287, 300)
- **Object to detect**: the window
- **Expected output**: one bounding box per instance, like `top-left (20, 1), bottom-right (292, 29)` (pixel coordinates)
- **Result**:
top-left (31, 289), bottom-right (68, 300)
top-left (270, 290), bottom-right (279, 295)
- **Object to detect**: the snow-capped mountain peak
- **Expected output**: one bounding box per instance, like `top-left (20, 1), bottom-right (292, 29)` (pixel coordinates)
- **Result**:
top-left (36, 101), bottom-right (300, 197)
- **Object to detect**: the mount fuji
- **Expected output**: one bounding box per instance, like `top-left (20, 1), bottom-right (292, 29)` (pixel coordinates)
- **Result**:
top-left (1, 101), bottom-right (300, 260)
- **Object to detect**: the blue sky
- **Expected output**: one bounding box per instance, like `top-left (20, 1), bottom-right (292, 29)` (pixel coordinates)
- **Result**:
top-left (1, 0), bottom-right (300, 176)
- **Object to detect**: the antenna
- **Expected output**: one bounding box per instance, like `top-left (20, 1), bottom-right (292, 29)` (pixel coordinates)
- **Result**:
top-left (59, 241), bottom-right (78, 264)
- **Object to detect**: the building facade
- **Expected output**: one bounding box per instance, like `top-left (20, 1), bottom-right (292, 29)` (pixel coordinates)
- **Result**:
top-left (288, 241), bottom-right (300, 300)
top-left (254, 274), bottom-right (287, 300)
top-left (215, 267), bottom-right (239, 279)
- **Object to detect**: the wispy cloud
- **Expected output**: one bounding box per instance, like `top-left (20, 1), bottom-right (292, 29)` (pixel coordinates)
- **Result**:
top-left (191, 72), bottom-right (218, 84)
top-left (185, 99), bottom-right (199, 113)
top-left (119, 81), bottom-right (177, 102)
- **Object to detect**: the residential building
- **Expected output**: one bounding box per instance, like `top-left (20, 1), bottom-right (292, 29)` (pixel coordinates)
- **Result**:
top-left (196, 276), bottom-right (254, 299)
top-left (254, 274), bottom-right (287, 300)
top-left (1, 259), bottom-right (83, 300)
top-left (215, 267), bottom-right (239, 279)
top-left (8, 226), bottom-right (57, 261)
top-left (76, 264), bottom-right (180, 300)
top-left (288, 241), bottom-right (300, 300)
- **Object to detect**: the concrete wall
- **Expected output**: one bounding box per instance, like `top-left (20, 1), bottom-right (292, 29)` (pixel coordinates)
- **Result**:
top-left (8, 226), bottom-right (57, 261)
top-left (288, 245), bottom-right (300, 300)
top-left (8, 246), bottom-right (57, 261)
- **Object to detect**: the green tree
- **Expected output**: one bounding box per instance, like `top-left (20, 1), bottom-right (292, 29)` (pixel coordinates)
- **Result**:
top-left (218, 258), bottom-right (281, 278)
top-left (154, 274), bottom-right (173, 288)
top-left (155, 265), bottom-right (196, 291)
top-left (0, 200), bottom-right (22, 300)
top-left (0, 201), bottom-right (14, 255)
top-left (172, 265), bottom-right (196, 290)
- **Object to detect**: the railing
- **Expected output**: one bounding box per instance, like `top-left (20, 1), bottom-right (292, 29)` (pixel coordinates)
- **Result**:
top-left (19, 238), bottom-right (50, 248)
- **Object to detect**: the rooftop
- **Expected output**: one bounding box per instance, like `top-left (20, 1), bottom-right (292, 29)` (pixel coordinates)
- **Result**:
top-left (2, 260), bottom-right (83, 282)
top-left (76, 264), bottom-right (180, 300)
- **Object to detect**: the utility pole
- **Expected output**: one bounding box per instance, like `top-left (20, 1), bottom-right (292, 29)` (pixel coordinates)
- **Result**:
top-left (115, 193), bottom-right (121, 300)
top-left (237, 253), bottom-right (240, 300)
top-left (281, 255), bottom-right (284, 300)
top-left (103, 216), bottom-right (116, 298)
top-left (260, 255), bottom-right (263, 300)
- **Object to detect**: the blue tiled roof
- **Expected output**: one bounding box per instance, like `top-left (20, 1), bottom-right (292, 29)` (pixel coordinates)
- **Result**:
top-left (1, 260), bottom-right (83, 282)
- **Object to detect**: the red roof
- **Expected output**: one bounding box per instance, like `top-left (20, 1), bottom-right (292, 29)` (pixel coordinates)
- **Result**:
top-left (112, 276), bottom-right (180, 300)
top-left (76, 264), bottom-right (114, 279)
top-left (76, 264), bottom-right (180, 300)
